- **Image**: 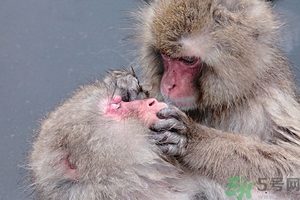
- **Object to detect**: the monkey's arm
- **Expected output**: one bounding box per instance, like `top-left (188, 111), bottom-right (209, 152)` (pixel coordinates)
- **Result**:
top-left (150, 107), bottom-right (300, 185)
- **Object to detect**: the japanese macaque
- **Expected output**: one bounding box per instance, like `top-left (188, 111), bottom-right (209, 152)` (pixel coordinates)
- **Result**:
top-left (29, 70), bottom-right (230, 200)
top-left (133, 0), bottom-right (300, 197)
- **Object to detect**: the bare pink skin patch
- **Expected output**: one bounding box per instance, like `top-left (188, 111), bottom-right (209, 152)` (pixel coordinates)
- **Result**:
top-left (105, 95), bottom-right (167, 126)
top-left (160, 53), bottom-right (201, 109)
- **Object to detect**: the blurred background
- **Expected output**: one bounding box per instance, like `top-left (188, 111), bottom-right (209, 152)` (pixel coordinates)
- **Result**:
top-left (0, 0), bottom-right (299, 199)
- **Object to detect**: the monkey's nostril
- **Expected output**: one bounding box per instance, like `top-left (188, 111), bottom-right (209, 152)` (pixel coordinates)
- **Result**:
top-left (149, 100), bottom-right (155, 106)
top-left (168, 84), bottom-right (176, 90)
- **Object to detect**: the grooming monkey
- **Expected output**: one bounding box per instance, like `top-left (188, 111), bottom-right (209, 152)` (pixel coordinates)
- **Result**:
top-left (132, 0), bottom-right (300, 197)
top-left (29, 70), bottom-right (230, 200)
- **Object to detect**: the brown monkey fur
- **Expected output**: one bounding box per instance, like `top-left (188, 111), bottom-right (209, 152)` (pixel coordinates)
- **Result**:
top-left (133, 0), bottom-right (300, 197)
top-left (29, 70), bottom-right (231, 200)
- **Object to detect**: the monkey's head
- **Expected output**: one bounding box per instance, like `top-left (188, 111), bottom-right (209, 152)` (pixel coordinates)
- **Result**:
top-left (135, 0), bottom-right (289, 111)
top-left (30, 71), bottom-right (167, 198)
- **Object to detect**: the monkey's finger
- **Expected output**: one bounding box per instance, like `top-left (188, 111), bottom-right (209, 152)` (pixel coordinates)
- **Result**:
top-left (157, 137), bottom-right (187, 157)
top-left (161, 132), bottom-right (187, 148)
top-left (149, 118), bottom-right (185, 132)
top-left (116, 75), bottom-right (139, 91)
top-left (156, 107), bottom-right (181, 121)
top-left (120, 89), bottom-right (137, 102)
top-left (159, 144), bottom-right (180, 155)
top-left (150, 131), bottom-right (182, 144)
top-left (128, 91), bottom-right (138, 101)
top-left (128, 90), bottom-right (146, 101)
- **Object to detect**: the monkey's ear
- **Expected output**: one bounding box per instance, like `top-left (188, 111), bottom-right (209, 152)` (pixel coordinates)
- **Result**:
top-left (57, 155), bottom-right (80, 180)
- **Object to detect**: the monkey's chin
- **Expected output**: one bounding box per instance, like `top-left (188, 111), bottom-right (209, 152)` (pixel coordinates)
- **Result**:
top-left (163, 95), bottom-right (198, 111)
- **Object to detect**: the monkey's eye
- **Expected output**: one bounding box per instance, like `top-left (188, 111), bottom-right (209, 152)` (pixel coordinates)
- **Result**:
top-left (179, 56), bottom-right (198, 65)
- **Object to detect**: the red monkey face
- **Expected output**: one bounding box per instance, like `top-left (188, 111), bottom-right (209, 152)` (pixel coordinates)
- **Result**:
top-left (160, 54), bottom-right (202, 110)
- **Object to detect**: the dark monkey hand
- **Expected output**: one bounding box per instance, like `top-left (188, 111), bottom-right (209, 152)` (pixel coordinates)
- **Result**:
top-left (104, 69), bottom-right (147, 101)
top-left (150, 107), bottom-right (188, 157)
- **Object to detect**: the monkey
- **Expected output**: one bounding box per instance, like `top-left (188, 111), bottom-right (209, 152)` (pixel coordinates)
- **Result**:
top-left (29, 70), bottom-right (231, 200)
top-left (132, 0), bottom-right (300, 197)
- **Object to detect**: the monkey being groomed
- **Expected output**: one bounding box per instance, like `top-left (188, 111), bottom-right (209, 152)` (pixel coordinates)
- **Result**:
top-left (132, 0), bottom-right (300, 198)
top-left (29, 70), bottom-right (230, 200)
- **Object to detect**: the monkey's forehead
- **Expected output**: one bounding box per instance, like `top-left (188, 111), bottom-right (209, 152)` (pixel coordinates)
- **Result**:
top-left (150, 0), bottom-right (212, 56)
top-left (144, 0), bottom-right (276, 58)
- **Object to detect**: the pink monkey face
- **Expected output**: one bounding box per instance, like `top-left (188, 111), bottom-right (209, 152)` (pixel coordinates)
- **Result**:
top-left (105, 95), bottom-right (167, 126)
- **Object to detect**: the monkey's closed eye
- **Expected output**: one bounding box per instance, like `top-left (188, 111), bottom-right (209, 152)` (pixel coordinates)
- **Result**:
top-left (109, 96), bottom-right (122, 109)
top-left (111, 103), bottom-right (121, 109)
top-left (179, 56), bottom-right (198, 65)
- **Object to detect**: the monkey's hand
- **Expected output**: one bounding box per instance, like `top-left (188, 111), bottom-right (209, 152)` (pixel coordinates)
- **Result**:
top-left (104, 69), bottom-right (147, 101)
top-left (150, 107), bottom-right (188, 157)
